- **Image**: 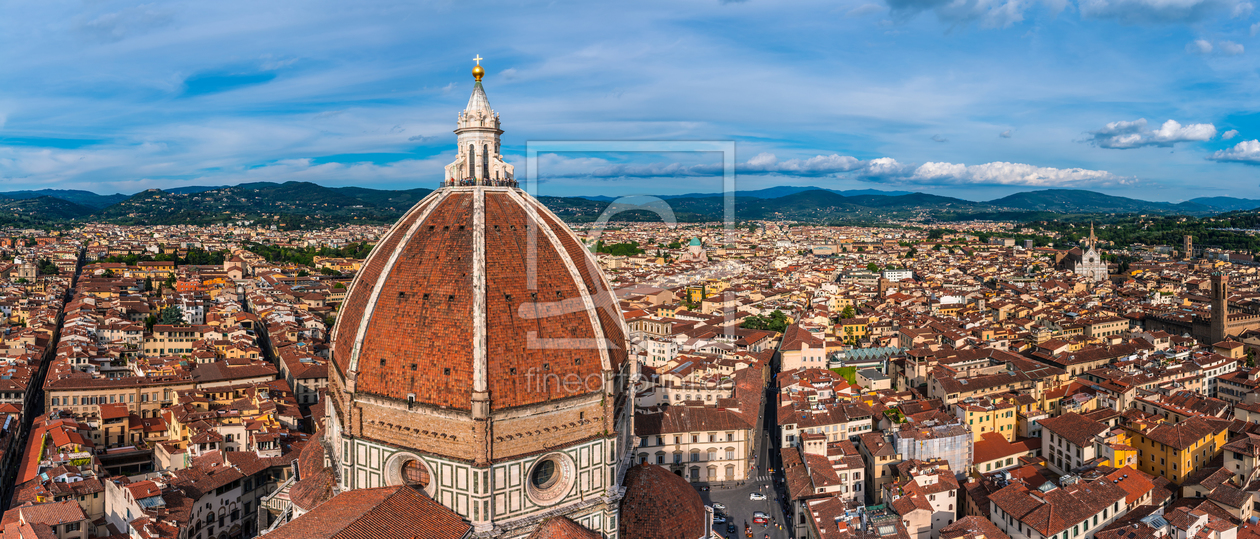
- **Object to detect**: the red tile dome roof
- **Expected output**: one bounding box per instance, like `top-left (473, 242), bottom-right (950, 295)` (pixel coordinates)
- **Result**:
top-left (331, 187), bottom-right (628, 411)
top-left (297, 438), bottom-right (325, 481)
top-left (620, 463), bottom-right (707, 539)
top-left (290, 467), bottom-right (337, 512)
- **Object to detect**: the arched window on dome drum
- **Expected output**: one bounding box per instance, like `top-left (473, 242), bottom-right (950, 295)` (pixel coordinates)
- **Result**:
top-left (483, 144), bottom-right (490, 180)
top-left (468, 144), bottom-right (475, 179)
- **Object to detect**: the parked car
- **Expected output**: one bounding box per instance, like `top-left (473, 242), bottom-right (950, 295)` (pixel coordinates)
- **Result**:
top-left (714, 503), bottom-right (727, 510)
top-left (726, 523), bottom-right (737, 534)
top-left (714, 515), bottom-right (727, 524)
top-left (750, 492), bottom-right (766, 500)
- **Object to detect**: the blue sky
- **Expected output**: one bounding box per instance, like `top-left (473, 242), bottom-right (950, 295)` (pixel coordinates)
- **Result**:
top-left (2, 0), bottom-right (1260, 201)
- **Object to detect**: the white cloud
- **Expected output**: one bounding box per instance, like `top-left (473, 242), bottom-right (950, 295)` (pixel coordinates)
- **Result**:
top-left (931, 134), bottom-right (949, 142)
top-left (1252, 21), bottom-right (1260, 34)
top-left (1224, 129), bottom-right (1239, 139)
top-left (1208, 139), bottom-right (1260, 163)
top-left (859, 158), bottom-right (1130, 186)
top-left (1220, 40), bottom-right (1245, 55)
top-left (532, 151), bottom-right (1123, 188)
top-left (1087, 118), bottom-right (1216, 148)
top-left (1233, 0), bottom-right (1255, 15)
top-left (1187, 39), bottom-right (1214, 54)
top-left (1185, 39), bottom-right (1243, 55)
top-left (741, 152), bottom-right (865, 175)
top-left (535, 153), bottom-right (723, 178)
top-left (1000, 130), bottom-right (1012, 138)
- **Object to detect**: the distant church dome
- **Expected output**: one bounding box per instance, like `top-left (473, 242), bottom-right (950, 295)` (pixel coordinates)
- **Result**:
top-left (325, 58), bottom-right (635, 538)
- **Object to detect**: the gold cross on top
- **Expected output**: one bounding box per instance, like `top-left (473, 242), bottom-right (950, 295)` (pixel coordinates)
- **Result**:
top-left (473, 55), bottom-right (483, 65)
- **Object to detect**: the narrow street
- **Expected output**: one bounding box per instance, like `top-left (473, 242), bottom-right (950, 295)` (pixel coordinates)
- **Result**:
top-left (698, 361), bottom-right (790, 539)
top-left (0, 253), bottom-right (80, 511)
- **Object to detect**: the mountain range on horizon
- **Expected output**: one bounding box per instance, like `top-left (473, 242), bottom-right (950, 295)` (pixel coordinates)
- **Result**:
top-left (5, 183), bottom-right (1257, 208)
top-left (0, 182), bottom-right (1256, 227)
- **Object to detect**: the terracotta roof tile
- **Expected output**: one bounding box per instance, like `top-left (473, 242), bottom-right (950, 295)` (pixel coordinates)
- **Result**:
top-left (620, 463), bottom-right (706, 539)
top-left (265, 486), bottom-right (469, 539)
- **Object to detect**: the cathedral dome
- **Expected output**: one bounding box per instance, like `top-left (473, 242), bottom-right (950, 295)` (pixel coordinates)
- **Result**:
top-left (325, 62), bottom-right (634, 536)
top-left (332, 187), bottom-right (629, 413)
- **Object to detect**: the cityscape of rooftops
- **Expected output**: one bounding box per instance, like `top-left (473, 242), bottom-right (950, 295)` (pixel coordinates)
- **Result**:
top-left (1, 2), bottom-right (1260, 539)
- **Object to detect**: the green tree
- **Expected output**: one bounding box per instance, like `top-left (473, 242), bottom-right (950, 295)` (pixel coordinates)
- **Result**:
top-left (297, 269), bottom-right (310, 277)
top-left (320, 267), bottom-right (341, 276)
top-left (595, 241), bottom-right (645, 257)
top-left (144, 314), bottom-right (157, 332)
top-left (866, 262), bottom-right (880, 273)
top-left (157, 306), bottom-right (185, 325)
top-left (37, 258), bottom-right (59, 275)
top-left (740, 310), bottom-right (789, 332)
top-left (840, 305), bottom-right (856, 319)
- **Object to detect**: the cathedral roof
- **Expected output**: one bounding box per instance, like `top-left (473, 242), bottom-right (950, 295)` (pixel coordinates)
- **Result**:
top-left (527, 517), bottom-right (602, 538)
top-left (265, 486), bottom-right (469, 539)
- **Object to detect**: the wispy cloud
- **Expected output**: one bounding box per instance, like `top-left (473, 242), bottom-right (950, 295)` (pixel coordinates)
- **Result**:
top-left (1187, 39), bottom-right (1214, 54)
top-left (1219, 40), bottom-right (1245, 55)
top-left (882, 0), bottom-right (1246, 27)
top-left (848, 3), bottom-right (887, 16)
top-left (75, 3), bottom-right (176, 44)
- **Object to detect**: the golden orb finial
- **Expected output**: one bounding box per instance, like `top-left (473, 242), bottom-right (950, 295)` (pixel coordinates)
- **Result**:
top-left (472, 55), bottom-right (484, 81)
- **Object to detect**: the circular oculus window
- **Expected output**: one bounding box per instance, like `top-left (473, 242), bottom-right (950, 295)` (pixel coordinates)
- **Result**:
top-left (525, 452), bottom-right (575, 505)
top-left (383, 453), bottom-right (436, 497)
